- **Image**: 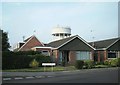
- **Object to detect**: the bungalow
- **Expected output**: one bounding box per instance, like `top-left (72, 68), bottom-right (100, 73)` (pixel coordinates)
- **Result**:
top-left (47, 35), bottom-right (95, 65)
top-left (13, 35), bottom-right (52, 56)
top-left (89, 37), bottom-right (120, 62)
top-left (14, 34), bottom-right (120, 65)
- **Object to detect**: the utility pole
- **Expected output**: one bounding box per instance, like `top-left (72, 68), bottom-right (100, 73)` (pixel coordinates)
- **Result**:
top-left (33, 30), bottom-right (36, 35)
top-left (90, 30), bottom-right (95, 47)
top-left (22, 36), bottom-right (25, 41)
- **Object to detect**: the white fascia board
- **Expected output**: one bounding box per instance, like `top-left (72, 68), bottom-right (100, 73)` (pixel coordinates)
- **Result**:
top-left (106, 39), bottom-right (119, 50)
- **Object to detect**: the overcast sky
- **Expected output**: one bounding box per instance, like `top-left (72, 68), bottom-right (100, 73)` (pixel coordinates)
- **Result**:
top-left (0, 0), bottom-right (119, 49)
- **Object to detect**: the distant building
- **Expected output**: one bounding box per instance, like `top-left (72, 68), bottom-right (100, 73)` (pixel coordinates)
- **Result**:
top-left (13, 35), bottom-right (52, 56)
top-left (52, 25), bottom-right (71, 41)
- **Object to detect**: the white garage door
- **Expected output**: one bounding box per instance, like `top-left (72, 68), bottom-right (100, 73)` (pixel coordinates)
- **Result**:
top-left (76, 51), bottom-right (91, 60)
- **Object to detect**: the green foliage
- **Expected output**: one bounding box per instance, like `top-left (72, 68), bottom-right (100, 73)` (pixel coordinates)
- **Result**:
top-left (62, 61), bottom-right (65, 67)
top-left (118, 58), bottom-right (120, 67)
top-left (84, 60), bottom-right (94, 69)
top-left (110, 59), bottom-right (118, 67)
top-left (34, 54), bottom-right (51, 67)
top-left (2, 51), bottom-right (34, 69)
top-left (104, 60), bottom-right (111, 66)
top-left (29, 59), bottom-right (39, 68)
top-left (2, 51), bottom-right (51, 70)
top-left (104, 58), bottom-right (120, 67)
top-left (94, 65), bottom-right (109, 68)
top-left (14, 51), bottom-right (41, 55)
top-left (1, 30), bottom-right (10, 51)
top-left (75, 60), bottom-right (84, 69)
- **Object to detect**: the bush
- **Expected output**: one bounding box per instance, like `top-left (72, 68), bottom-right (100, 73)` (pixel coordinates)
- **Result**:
top-left (2, 51), bottom-right (51, 69)
top-left (84, 60), bottom-right (94, 69)
top-left (62, 61), bottom-right (65, 67)
top-left (75, 60), bottom-right (84, 69)
top-left (14, 51), bottom-right (41, 55)
top-left (110, 59), bottom-right (118, 67)
top-left (34, 54), bottom-right (51, 67)
top-left (29, 59), bottom-right (39, 68)
top-left (118, 58), bottom-right (120, 67)
top-left (2, 53), bottom-right (34, 69)
top-left (104, 60), bottom-right (111, 66)
top-left (104, 58), bottom-right (120, 67)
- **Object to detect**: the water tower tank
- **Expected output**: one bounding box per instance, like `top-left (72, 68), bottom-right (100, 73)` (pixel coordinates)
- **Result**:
top-left (52, 25), bottom-right (71, 41)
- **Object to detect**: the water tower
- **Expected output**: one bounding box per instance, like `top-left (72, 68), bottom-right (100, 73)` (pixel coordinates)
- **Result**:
top-left (52, 25), bottom-right (71, 41)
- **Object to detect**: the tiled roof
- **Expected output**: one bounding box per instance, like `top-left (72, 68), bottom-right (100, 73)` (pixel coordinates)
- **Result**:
top-left (88, 37), bottom-right (119, 49)
top-left (47, 35), bottom-right (76, 48)
top-left (48, 35), bottom-right (95, 50)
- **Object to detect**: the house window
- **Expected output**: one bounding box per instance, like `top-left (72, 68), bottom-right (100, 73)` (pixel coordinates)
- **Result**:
top-left (76, 51), bottom-right (91, 60)
top-left (42, 50), bottom-right (50, 56)
top-left (108, 52), bottom-right (116, 58)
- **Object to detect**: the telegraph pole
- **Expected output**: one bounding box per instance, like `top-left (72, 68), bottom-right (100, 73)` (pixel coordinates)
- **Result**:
top-left (90, 30), bottom-right (95, 47)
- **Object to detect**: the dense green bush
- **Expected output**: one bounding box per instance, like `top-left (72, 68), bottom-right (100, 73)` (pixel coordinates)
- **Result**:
top-left (104, 58), bottom-right (120, 67)
top-left (2, 51), bottom-right (51, 69)
top-left (34, 54), bottom-right (51, 67)
top-left (84, 60), bottom-right (94, 69)
top-left (110, 59), bottom-right (118, 67)
top-left (75, 60), bottom-right (84, 69)
top-left (14, 51), bottom-right (41, 55)
top-left (29, 59), bottom-right (39, 68)
top-left (118, 58), bottom-right (120, 67)
top-left (104, 60), bottom-right (111, 66)
top-left (2, 53), bottom-right (34, 69)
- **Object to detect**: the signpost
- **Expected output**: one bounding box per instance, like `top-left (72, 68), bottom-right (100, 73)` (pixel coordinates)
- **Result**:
top-left (42, 63), bottom-right (56, 72)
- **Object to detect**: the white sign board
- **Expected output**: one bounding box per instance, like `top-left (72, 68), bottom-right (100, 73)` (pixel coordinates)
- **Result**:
top-left (42, 63), bottom-right (56, 66)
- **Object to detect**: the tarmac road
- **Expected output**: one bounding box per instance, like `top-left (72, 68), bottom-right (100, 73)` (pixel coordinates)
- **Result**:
top-left (2, 67), bottom-right (119, 83)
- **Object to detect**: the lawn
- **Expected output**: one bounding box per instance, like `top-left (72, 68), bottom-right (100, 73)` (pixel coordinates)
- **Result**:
top-left (3, 65), bottom-right (114, 72)
top-left (3, 66), bottom-right (76, 72)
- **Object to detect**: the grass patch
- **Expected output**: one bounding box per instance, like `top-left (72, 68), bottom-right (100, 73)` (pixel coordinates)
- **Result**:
top-left (94, 65), bottom-right (109, 68)
top-left (3, 66), bottom-right (75, 72)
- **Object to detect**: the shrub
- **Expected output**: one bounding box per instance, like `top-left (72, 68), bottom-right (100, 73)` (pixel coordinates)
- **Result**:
top-left (34, 54), bottom-right (51, 67)
top-left (62, 61), bottom-right (65, 67)
top-left (104, 58), bottom-right (120, 67)
top-left (29, 59), bottom-right (39, 68)
top-left (75, 60), bottom-right (84, 69)
top-left (84, 60), bottom-right (94, 69)
top-left (104, 60), bottom-right (111, 66)
top-left (118, 58), bottom-right (120, 67)
top-left (14, 51), bottom-right (41, 55)
top-left (110, 59), bottom-right (118, 67)
top-left (2, 51), bottom-right (51, 69)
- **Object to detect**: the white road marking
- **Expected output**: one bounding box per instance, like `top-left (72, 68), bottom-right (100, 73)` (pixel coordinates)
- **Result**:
top-left (14, 77), bottom-right (23, 80)
top-left (35, 76), bottom-right (44, 78)
top-left (25, 76), bottom-right (35, 79)
top-left (3, 78), bottom-right (12, 81)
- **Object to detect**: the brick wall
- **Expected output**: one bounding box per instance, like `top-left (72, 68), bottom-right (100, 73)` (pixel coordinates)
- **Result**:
top-left (68, 51), bottom-right (76, 65)
top-left (19, 36), bottom-right (43, 51)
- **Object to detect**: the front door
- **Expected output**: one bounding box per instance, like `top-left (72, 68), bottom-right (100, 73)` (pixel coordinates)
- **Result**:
top-left (62, 51), bottom-right (69, 65)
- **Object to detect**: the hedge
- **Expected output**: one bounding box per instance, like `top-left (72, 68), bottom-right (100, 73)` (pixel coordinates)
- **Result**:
top-left (75, 60), bottom-right (84, 69)
top-left (2, 51), bottom-right (51, 70)
top-left (34, 54), bottom-right (51, 67)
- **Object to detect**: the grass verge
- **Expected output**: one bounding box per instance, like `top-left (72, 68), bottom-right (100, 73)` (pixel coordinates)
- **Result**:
top-left (3, 66), bottom-right (76, 72)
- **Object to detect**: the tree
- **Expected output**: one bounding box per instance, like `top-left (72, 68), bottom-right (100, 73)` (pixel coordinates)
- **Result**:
top-left (0, 29), bottom-right (10, 51)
